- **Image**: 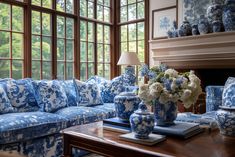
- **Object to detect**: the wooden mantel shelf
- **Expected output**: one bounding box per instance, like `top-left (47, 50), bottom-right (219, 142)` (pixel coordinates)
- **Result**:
top-left (149, 31), bottom-right (235, 69)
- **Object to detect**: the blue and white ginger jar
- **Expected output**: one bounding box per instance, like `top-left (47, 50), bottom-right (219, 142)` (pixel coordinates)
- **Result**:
top-left (179, 18), bottom-right (192, 36)
top-left (215, 77), bottom-right (235, 136)
top-left (130, 101), bottom-right (154, 139)
top-left (192, 24), bottom-right (199, 35)
top-left (198, 15), bottom-right (210, 34)
top-left (207, 0), bottom-right (223, 24)
top-left (114, 92), bottom-right (141, 122)
top-left (223, 0), bottom-right (235, 31)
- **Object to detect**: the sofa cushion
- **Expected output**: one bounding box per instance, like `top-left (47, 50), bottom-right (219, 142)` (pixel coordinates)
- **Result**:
top-left (55, 106), bottom-right (108, 127)
top-left (73, 79), bottom-right (103, 106)
top-left (0, 84), bottom-right (15, 114)
top-left (60, 80), bottom-right (77, 106)
top-left (0, 112), bottom-right (67, 144)
top-left (3, 78), bottom-right (39, 112)
top-left (92, 103), bottom-right (116, 118)
top-left (99, 76), bottom-right (126, 103)
top-left (33, 80), bottom-right (68, 112)
top-left (222, 77), bottom-right (235, 108)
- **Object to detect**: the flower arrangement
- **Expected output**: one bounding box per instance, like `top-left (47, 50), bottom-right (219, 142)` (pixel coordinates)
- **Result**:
top-left (138, 64), bottom-right (202, 108)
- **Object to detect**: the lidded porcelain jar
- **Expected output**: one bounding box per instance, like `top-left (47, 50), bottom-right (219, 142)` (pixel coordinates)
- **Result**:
top-left (192, 24), bottom-right (199, 35)
top-left (114, 92), bottom-right (141, 122)
top-left (215, 77), bottom-right (235, 136)
top-left (207, 0), bottom-right (223, 24)
top-left (198, 15), bottom-right (210, 34)
top-left (223, 0), bottom-right (235, 31)
top-left (179, 18), bottom-right (192, 36)
top-left (130, 101), bottom-right (154, 139)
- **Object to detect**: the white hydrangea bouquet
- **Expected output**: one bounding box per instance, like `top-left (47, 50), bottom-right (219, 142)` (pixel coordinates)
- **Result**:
top-left (139, 64), bottom-right (202, 108)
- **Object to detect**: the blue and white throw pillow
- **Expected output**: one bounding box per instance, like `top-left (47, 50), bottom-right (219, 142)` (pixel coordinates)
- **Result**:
top-left (73, 79), bottom-right (103, 106)
top-left (60, 80), bottom-right (77, 106)
top-left (222, 77), bottom-right (235, 108)
top-left (0, 84), bottom-right (15, 114)
top-left (4, 78), bottom-right (38, 112)
top-left (33, 80), bottom-right (68, 112)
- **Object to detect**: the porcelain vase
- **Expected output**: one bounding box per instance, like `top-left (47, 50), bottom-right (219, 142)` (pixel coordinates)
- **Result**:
top-left (223, 0), bottom-right (235, 31)
top-left (179, 18), bottom-right (192, 36)
top-left (130, 101), bottom-right (154, 139)
top-left (207, 0), bottom-right (223, 24)
top-left (198, 15), bottom-right (210, 34)
top-left (114, 92), bottom-right (141, 122)
top-left (154, 99), bottom-right (178, 126)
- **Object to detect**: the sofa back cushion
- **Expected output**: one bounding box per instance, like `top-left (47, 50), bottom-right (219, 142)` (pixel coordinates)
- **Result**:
top-left (60, 80), bottom-right (77, 106)
top-left (0, 84), bottom-right (15, 114)
top-left (3, 78), bottom-right (39, 112)
top-left (33, 80), bottom-right (68, 112)
top-left (74, 79), bottom-right (103, 106)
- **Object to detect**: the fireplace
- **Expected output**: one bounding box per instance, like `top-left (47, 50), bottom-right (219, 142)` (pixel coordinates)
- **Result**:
top-left (149, 31), bottom-right (235, 113)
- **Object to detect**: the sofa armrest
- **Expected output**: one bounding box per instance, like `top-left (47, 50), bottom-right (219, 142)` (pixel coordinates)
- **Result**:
top-left (205, 86), bottom-right (224, 112)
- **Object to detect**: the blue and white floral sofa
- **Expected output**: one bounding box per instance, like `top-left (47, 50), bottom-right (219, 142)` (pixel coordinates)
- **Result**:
top-left (0, 75), bottom-right (132, 157)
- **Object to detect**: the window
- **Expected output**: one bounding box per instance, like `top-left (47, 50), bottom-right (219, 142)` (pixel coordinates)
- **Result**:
top-left (0, 2), bottom-right (24, 79)
top-left (119, 0), bottom-right (147, 81)
top-left (57, 16), bottom-right (75, 80)
top-left (31, 10), bottom-right (52, 79)
top-left (0, 0), bottom-right (148, 80)
top-left (79, 0), bottom-right (112, 81)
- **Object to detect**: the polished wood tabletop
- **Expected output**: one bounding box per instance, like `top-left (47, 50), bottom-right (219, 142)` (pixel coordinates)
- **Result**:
top-left (61, 121), bottom-right (235, 157)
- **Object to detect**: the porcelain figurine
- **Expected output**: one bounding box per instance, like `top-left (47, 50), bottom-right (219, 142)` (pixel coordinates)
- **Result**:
top-left (130, 101), bottom-right (154, 139)
top-left (192, 24), bottom-right (199, 35)
top-left (167, 21), bottom-right (178, 38)
top-left (207, 0), bottom-right (223, 24)
top-left (198, 15), bottom-right (210, 34)
top-left (179, 18), bottom-right (192, 36)
top-left (223, 0), bottom-right (235, 31)
top-left (114, 92), bottom-right (141, 122)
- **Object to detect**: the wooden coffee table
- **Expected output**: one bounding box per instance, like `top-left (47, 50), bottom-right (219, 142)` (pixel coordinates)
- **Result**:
top-left (61, 121), bottom-right (235, 157)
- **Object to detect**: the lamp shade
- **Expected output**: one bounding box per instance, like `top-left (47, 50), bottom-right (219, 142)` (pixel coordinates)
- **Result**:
top-left (117, 52), bottom-right (141, 65)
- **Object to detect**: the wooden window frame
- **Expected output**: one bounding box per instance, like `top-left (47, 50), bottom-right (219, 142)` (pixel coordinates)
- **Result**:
top-left (0, 0), bottom-right (149, 79)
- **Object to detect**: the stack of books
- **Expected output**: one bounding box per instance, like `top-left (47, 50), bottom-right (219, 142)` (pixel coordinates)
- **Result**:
top-left (103, 117), bottom-right (204, 139)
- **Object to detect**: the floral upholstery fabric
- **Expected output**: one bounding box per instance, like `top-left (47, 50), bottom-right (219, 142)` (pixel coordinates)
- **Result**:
top-left (0, 84), bottom-right (15, 114)
top-left (33, 80), bottom-right (68, 112)
top-left (60, 80), bottom-right (77, 106)
top-left (93, 103), bottom-right (116, 118)
top-left (54, 106), bottom-right (109, 127)
top-left (0, 112), bottom-right (67, 144)
top-left (3, 78), bottom-right (39, 112)
top-left (74, 79), bottom-right (103, 106)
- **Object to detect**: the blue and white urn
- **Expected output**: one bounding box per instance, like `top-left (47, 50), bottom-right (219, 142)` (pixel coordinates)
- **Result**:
top-left (215, 77), bottom-right (235, 136)
top-left (114, 92), bottom-right (141, 122)
top-left (198, 15), bottom-right (210, 34)
top-left (130, 101), bottom-right (154, 139)
top-left (179, 18), bottom-right (192, 36)
top-left (223, 0), bottom-right (235, 31)
top-left (207, 0), bottom-right (223, 24)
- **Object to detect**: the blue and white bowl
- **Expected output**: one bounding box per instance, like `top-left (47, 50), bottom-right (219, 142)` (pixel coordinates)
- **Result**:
top-left (114, 92), bottom-right (141, 122)
top-left (130, 101), bottom-right (154, 139)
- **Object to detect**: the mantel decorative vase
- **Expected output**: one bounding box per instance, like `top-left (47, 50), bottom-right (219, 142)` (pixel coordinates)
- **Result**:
top-left (207, 0), bottom-right (223, 24)
top-left (223, 0), bottom-right (235, 31)
top-left (198, 15), bottom-right (210, 34)
top-left (114, 92), bottom-right (141, 122)
top-left (154, 100), bottom-right (178, 126)
top-left (179, 18), bottom-right (192, 36)
top-left (130, 101), bottom-right (154, 139)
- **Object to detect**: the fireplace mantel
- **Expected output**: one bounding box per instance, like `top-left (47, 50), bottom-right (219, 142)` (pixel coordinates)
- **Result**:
top-left (150, 31), bottom-right (235, 69)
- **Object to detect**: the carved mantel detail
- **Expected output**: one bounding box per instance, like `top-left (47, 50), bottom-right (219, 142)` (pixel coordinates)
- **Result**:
top-left (150, 31), bottom-right (235, 69)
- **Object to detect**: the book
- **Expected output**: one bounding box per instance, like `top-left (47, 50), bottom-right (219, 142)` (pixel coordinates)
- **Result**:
top-left (175, 112), bottom-right (218, 130)
top-left (153, 122), bottom-right (204, 139)
top-left (103, 117), bottom-right (130, 128)
top-left (103, 123), bottom-right (131, 133)
top-left (119, 133), bottom-right (166, 146)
